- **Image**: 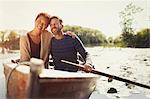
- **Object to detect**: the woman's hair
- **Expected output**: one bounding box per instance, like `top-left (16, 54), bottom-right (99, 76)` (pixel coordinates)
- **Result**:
top-left (35, 13), bottom-right (51, 28)
top-left (35, 12), bottom-right (51, 22)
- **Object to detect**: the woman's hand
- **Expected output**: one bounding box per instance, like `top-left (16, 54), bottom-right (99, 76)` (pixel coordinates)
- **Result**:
top-left (65, 31), bottom-right (76, 39)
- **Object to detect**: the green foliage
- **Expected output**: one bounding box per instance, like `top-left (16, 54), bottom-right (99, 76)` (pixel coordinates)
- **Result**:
top-left (119, 3), bottom-right (143, 31)
top-left (119, 3), bottom-right (143, 47)
top-left (121, 32), bottom-right (136, 47)
top-left (0, 31), bottom-right (20, 53)
top-left (63, 25), bottom-right (107, 46)
top-left (114, 36), bottom-right (126, 47)
top-left (7, 31), bottom-right (18, 41)
top-left (0, 31), bottom-right (5, 53)
top-left (107, 37), bottom-right (113, 44)
top-left (0, 31), bottom-right (5, 43)
top-left (135, 28), bottom-right (150, 48)
top-left (106, 37), bottom-right (114, 47)
top-left (114, 28), bottom-right (150, 48)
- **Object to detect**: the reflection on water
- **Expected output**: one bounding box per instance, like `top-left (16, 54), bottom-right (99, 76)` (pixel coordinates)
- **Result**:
top-left (0, 47), bottom-right (150, 99)
top-left (87, 47), bottom-right (150, 99)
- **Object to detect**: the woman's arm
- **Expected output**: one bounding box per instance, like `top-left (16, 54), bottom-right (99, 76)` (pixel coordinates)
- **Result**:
top-left (64, 31), bottom-right (76, 38)
top-left (20, 35), bottom-right (30, 62)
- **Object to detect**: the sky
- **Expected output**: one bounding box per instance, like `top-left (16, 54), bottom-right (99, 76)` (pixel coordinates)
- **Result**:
top-left (0, 0), bottom-right (149, 37)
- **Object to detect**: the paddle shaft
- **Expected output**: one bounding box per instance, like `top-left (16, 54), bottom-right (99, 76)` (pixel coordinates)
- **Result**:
top-left (61, 60), bottom-right (150, 89)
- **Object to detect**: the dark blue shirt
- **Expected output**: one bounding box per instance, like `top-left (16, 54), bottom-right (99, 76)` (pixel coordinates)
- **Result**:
top-left (50, 35), bottom-right (88, 72)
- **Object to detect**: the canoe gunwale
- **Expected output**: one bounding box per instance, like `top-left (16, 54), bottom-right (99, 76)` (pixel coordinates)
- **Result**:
top-left (39, 77), bottom-right (98, 83)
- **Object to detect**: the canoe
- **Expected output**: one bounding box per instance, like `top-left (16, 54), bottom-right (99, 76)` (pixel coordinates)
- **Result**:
top-left (3, 63), bottom-right (99, 99)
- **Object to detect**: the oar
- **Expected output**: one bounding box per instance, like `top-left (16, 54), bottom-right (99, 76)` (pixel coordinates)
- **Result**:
top-left (61, 60), bottom-right (150, 89)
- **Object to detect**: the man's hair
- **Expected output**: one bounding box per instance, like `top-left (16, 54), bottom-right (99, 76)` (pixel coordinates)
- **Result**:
top-left (35, 12), bottom-right (51, 22)
top-left (49, 16), bottom-right (63, 24)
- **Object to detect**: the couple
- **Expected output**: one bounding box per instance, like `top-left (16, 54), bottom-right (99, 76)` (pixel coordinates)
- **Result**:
top-left (20, 12), bottom-right (93, 72)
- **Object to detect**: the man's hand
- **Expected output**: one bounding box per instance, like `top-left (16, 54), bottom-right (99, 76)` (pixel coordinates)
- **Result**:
top-left (83, 64), bottom-right (93, 73)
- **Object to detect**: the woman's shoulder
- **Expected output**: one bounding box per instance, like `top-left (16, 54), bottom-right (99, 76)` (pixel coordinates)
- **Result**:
top-left (43, 30), bottom-right (52, 37)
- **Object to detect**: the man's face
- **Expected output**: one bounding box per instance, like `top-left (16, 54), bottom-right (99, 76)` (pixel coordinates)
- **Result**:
top-left (35, 16), bottom-right (49, 31)
top-left (49, 18), bottom-right (62, 35)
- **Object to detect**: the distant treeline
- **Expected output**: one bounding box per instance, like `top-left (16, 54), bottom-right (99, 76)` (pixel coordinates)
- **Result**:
top-left (64, 25), bottom-right (150, 48)
top-left (63, 25), bottom-right (107, 46)
top-left (0, 26), bottom-right (149, 54)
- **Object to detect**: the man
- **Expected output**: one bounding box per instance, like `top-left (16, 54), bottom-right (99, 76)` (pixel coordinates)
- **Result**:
top-left (49, 16), bottom-right (93, 72)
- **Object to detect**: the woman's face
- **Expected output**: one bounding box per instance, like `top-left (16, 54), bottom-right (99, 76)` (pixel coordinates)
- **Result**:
top-left (35, 16), bottom-right (49, 31)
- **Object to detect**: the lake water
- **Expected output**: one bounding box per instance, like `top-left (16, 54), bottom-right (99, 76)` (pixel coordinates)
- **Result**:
top-left (0, 47), bottom-right (150, 99)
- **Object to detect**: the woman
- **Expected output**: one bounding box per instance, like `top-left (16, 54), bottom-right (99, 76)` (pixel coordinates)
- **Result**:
top-left (20, 13), bottom-right (75, 68)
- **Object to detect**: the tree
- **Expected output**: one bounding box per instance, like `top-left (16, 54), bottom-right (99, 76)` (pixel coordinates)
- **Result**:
top-left (7, 31), bottom-right (18, 41)
top-left (119, 3), bottom-right (143, 47)
top-left (135, 28), bottom-right (150, 48)
top-left (114, 36), bottom-right (126, 47)
top-left (0, 31), bottom-right (5, 53)
top-left (6, 31), bottom-right (20, 50)
top-left (0, 31), bottom-right (20, 53)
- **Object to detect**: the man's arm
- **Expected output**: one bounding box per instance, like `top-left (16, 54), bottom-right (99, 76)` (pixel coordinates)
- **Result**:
top-left (74, 36), bottom-right (91, 64)
top-left (74, 36), bottom-right (93, 72)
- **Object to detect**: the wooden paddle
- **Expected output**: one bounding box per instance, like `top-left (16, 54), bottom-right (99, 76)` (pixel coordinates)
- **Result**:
top-left (61, 60), bottom-right (150, 89)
